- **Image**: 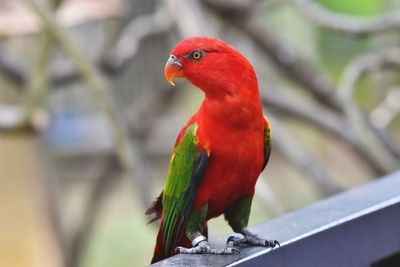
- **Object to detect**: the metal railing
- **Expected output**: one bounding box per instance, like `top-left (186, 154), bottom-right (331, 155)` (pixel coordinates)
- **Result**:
top-left (150, 171), bottom-right (400, 267)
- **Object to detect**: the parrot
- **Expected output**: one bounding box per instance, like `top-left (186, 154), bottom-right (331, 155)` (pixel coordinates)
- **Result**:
top-left (146, 36), bottom-right (278, 264)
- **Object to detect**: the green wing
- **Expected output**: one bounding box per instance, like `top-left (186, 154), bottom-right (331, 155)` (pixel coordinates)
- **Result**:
top-left (262, 115), bottom-right (272, 171)
top-left (162, 124), bottom-right (208, 256)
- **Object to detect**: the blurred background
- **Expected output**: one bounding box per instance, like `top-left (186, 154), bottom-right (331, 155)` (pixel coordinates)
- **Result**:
top-left (1, 0), bottom-right (400, 266)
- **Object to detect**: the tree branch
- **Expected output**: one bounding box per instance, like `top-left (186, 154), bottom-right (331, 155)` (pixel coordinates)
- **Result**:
top-left (102, 6), bottom-right (173, 72)
top-left (261, 91), bottom-right (387, 175)
top-left (338, 47), bottom-right (400, 100)
top-left (27, 0), bottom-right (134, 170)
top-left (0, 47), bottom-right (26, 87)
top-left (337, 47), bottom-right (400, 172)
top-left (66, 156), bottom-right (120, 267)
top-left (205, 0), bottom-right (343, 112)
top-left (0, 6), bottom-right (170, 89)
top-left (164, 0), bottom-right (218, 38)
top-left (0, 0), bottom-right (124, 37)
top-left (268, 115), bottom-right (342, 195)
top-left (293, 0), bottom-right (400, 36)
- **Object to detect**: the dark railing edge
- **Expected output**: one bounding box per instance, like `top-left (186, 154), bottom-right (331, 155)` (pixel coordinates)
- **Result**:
top-left (151, 171), bottom-right (400, 267)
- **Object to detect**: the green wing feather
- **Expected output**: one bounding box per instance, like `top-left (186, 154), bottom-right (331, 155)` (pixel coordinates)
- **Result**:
top-left (162, 123), bottom-right (208, 256)
top-left (262, 115), bottom-right (272, 171)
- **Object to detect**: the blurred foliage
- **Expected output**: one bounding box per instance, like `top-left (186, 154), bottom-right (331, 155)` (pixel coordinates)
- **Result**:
top-left (317, 0), bottom-right (389, 109)
top-left (319, 0), bottom-right (385, 15)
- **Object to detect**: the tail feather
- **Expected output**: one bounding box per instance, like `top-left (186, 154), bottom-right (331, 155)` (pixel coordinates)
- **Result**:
top-left (145, 192), bottom-right (163, 224)
top-left (151, 227), bottom-right (167, 264)
top-left (148, 192), bottom-right (209, 263)
top-left (151, 223), bottom-right (208, 264)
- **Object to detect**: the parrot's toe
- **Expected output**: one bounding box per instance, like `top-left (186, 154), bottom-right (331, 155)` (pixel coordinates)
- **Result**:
top-left (227, 235), bottom-right (246, 246)
top-left (227, 229), bottom-right (279, 249)
top-left (176, 240), bottom-right (240, 255)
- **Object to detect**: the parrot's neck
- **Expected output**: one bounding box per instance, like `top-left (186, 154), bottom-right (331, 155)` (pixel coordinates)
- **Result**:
top-left (199, 88), bottom-right (264, 130)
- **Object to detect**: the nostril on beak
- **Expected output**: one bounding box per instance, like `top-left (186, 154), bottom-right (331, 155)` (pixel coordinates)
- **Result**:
top-left (164, 55), bottom-right (183, 86)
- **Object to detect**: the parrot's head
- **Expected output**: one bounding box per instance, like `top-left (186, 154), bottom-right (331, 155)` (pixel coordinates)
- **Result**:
top-left (164, 37), bottom-right (257, 98)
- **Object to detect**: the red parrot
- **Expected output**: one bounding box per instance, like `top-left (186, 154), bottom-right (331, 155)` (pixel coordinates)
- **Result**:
top-left (146, 37), bottom-right (278, 264)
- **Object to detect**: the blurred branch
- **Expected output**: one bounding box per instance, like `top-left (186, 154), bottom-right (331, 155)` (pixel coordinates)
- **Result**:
top-left (0, 0), bottom-right (166, 209)
top-left (27, 0), bottom-right (133, 169)
top-left (122, 87), bottom-right (181, 206)
top-left (293, 0), bottom-right (400, 36)
top-left (25, 3), bottom-right (159, 267)
top-left (342, 103), bottom-right (399, 172)
top-left (370, 88), bottom-right (400, 133)
top-left (338, 47), bottom-right (400, 100)
top-left (102, 6), bottom-right (173, 72)
top-left (22, 31), bottom-right (54, 124)
top-left (164, 0), bottom-right (218, 38)
top-left (0, 8), bottom-right (169, 89)
top-left (204, 0), bottom-right (343, 112)
top-left (268, 115), bottom-right (342, 196)
top-left (261, 92), bottom-right (386, 175)
top-left (0, 47), bottom-right (26, 87)
top-left (263, 92), bottom-right (350, 141)
top-left (337, 47), bottom-right (400, 171)
top-left (0, 53), bottom-right (79, 90)
top-left (125, 87), bottom-right (178, 136)
top-left (67, 156), bottom-right (120, 267)
top-left (0, 1), bottom-right (67, 265)
top-left (0, 5), bottom-right (55, 131)
top-left (0, 0), bottom-right (124, 37)
top-left (26, 1), bottom-right (66, 262)
top-left (28, 0), bottom-right (155, 206)
top-left (256, 174), bottom-right (286, 215)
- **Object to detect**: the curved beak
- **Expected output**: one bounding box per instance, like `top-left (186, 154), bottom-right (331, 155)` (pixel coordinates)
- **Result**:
top-left (164, 55), bottom-right (184, 86)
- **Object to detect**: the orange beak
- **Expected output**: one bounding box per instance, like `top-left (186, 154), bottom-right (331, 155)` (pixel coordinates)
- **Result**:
top-left (164, 55), bottom-right (184, 86)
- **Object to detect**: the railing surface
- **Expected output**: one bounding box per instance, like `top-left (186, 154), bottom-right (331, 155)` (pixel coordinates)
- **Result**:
top-left (150, 171), bottom-right (400, 267)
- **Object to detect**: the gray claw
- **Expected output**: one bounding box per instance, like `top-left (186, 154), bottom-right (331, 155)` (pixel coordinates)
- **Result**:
top-left (272, 240), bottom-right (280, 247)
top-left (265, 239), bottom-right (280, 248)
top-left (230, 247), bottom-right (240, 254)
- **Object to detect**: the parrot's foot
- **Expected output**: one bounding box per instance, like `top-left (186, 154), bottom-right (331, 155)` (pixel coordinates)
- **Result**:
top-left (227, 228), bottom-right (280, 248)
top-left (175, 240), bottom-right (240, 255)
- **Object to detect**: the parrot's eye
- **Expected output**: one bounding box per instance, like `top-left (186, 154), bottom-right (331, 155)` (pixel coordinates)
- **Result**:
top-left (187, 50), bottom-right (206, 61)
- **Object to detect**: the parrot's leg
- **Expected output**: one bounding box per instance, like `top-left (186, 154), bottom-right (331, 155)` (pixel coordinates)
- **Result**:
top-left (175, 204), bottom-right (239, 255)
top-left (224, 196), bottom-right (279, 248)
